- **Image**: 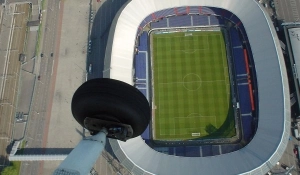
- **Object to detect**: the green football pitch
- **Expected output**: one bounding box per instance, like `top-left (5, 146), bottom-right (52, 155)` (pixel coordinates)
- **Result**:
top-left (151, 30), bottom-right (235, 141)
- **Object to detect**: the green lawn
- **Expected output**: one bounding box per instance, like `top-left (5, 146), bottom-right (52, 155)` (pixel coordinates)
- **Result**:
top-left (152, 30), bottom-right (234, 141)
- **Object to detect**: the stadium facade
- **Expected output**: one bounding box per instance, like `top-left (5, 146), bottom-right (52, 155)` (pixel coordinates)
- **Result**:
top-left (103, 0), bottom-right (290, 174)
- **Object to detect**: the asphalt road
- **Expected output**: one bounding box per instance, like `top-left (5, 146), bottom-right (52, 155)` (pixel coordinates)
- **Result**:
top-left (20, 0), bottom-right (62, 174)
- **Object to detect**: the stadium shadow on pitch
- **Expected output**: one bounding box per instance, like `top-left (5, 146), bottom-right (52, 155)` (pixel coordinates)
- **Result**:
top-left (205, 124), bottom-right (217, 135)
top-left (193, 96), bottom-right (236, 141)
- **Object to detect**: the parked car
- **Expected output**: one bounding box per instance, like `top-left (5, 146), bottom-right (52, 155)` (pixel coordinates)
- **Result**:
top-left (41, 53), bottom-right (44, 57)
top-left (294, 128), bottom-right (300, 140)
top-left (50, 53), bottom-right (53, 57)
top-left (89, 64), bottom-right (92, 74)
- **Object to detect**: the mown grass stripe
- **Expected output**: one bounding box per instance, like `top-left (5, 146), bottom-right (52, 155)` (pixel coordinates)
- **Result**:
top-left (152, 30), bottom-right (234, 140)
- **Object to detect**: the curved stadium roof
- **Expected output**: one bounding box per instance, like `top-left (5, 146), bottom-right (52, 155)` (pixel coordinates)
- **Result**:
top-left (104, 0), bottom-right (290, 174)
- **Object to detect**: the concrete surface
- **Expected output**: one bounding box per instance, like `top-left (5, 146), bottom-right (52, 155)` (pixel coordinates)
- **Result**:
top-left (41, 0), bottom-right (89, 174)
top-left (13, 122), bottom-right (25, 140)
top-left (19, 0), bottom-right (63, 174)
top-left (17, 71), bottom-right (35, 114)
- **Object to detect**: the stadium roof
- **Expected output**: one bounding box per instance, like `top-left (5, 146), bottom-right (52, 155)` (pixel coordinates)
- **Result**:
top-left (104, 0), bottom-right (290, 174)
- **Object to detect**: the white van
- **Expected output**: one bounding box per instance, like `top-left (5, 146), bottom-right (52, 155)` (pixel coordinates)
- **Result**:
top-left (89, 64), bottom-right (92, 74)
top-left (294, 128), bottom-right (300, 139)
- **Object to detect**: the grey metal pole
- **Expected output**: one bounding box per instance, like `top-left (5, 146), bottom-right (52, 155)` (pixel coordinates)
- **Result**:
top-left (53, 129), bottom-right (107, 175)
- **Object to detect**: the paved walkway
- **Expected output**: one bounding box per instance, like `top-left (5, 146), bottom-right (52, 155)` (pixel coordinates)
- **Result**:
top-left (41, 0), bottom-right (93, 174)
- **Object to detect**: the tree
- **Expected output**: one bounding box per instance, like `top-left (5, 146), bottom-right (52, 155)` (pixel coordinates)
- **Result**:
top-left (1, 163), bottom-right (18, 175)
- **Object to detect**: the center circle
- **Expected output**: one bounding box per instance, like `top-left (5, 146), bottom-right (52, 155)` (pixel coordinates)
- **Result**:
top-left (183, 73), bottom-right (201, 91)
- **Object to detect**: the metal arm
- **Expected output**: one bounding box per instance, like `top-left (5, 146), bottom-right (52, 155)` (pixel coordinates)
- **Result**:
top-left (53, 129), bottom-right (107, 175)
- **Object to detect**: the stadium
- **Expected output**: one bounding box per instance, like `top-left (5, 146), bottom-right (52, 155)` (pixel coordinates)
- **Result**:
top-left (103, 0), bottom-right (290, 174)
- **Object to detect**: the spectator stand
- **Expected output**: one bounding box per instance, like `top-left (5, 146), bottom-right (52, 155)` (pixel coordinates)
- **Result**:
top-left (153, 144), bottom-right (243, 157)
top-left (137, 6), bottom-right (255, 156)
top-left (174, 7), bottom-right (188, 15)
top-left (229, 26), bottom-right (254, 142)
top-left (148, 6), bottom-right (228, 30)
top-left (199, 6), bottom-right (215, 15)
top-left (151, 18), bottom-right (168, 29)
top-left (169, 15), bottom-right (191, 27)
top-left (237, 24), bottom-right (258, 124)
top-left (135, 32), bottom-right (151, 141)
top-left (192, 15), bottom-right (209, 26)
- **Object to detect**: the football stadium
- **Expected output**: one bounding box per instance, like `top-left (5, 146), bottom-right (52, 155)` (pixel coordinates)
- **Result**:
top-left (103, 0), bottom-right (290, 174)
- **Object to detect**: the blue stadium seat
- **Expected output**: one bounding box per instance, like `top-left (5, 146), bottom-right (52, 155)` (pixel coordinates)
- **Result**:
top-left (212, 145), bottom-right (220, 155)
top-left (230, 28), bottom-right (242, 47)
top-left (136, 78), bottom-right (146, 83)
top-left (176, 7), bottom-right (187, 15)
top-left (230, 14), bottom-right (240, 24)
top-left (138, 32), bottom-right (148, 51)
top-left (138, 89), bottom-right (147, 98)
top-left (237, 85), bottom-right (252, 114)
top-left (192, 15), bottom-right (208, 26)
top-left (134, 54), bottom-right (146, 79)
top-left (154, 10), bottom-right (165, 19)
top-left (201, 6), bottom-right (215, 14)
top-left (175, 147), bottom-right (185, 156)
top-left (201, 145), bottom-right (213, 157)
top-left (208, 7), bottom-right (224, 16)
top-left (155, 9), bottom-right (165, 18)
top-left (221, 144), bottom-right (241, 154)
top-left (169, 15), bottom-right (191, 27)
top-left (136, 83), bottom-right (147, 88)
top-left (237, 24), bottom-right (247, 41)
top-left (237, 79), bottom-right (249, 85)
top-left (189, 6), bottom-right (200, 14)
top-left (155, 8), bottom-right (175, 18)
top-left (232, 48), bottom-right (247, 75)
top-left (139, 21), bottom-right (147, 29)
top-left (221, 9), bottom-right (233, 19)
top-left (229, 25), bottom-right (254, 142)
top-left (140, 15), bottom-right (153, 28)
top-left (168, 147), bottom-right (175, 155)
top-left (242, 115), bottom-right (253, 141)
top-left (209, 15), bottom-right (220, 25)
top-left (185, 146), bottom-right (201, 157)
top-left (141, 125), bottom-right (150, 140)
top-left (151, 18), bottom-right (168, 29)
top-left (217, 16), bottom-right (225, 25)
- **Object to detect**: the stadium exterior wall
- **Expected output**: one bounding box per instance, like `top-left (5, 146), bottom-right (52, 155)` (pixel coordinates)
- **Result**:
top-left (104, 0), bottom-right (290, 174)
